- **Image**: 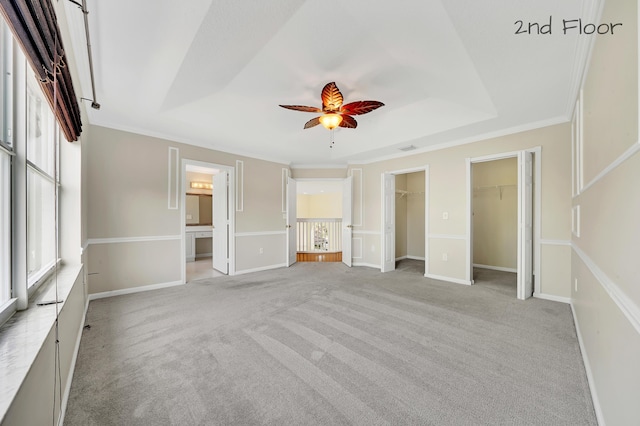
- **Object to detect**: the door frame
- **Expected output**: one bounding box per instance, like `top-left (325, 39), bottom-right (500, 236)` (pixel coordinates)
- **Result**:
top-left (293, 177), bottom-right (353, 265)
top-left (181, 159), bottom-right (236, 283)
top-left (380, 165), bottom-right (429, 275)
top-left (466, 148), bottom-right (541, 298)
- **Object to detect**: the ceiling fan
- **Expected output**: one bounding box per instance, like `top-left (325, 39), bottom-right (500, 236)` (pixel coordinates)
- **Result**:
top-left (279, 82), bottom-right (384, 133)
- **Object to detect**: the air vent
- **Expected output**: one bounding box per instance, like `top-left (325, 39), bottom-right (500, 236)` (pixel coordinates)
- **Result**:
top-left (398, 145), bottom-right (417, 152)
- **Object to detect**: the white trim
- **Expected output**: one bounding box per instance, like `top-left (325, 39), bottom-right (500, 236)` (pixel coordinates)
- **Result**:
top-left (533, 292), bottom-right (571, 304)
top-left (466, 157), bottom-right (473, 284)
top-left (281, 168), bottom-right (290, 213)
top-left (234, 263), bottom-right (287, 276)
top-left (407, 255), bottom-right (426, 261)
top-left (473, 264), bottom-right (517, 273)
top-left (352, 262), bottom-right (380, 269)
top-left (580, 142), bottom-right (640, 194)
top-left (424, 273), bottom-right (472, 286)
top-left (428, 233), bottom-right (466, 240)
top-left (395, 255), bottom-right (407, 261)
top-left (235, 160), bottom-right (244, 212)
top-left (58, 296), bottom-right (89, 426)
top-left (540, 239), bottom-right (572, 247)
top-left (570, 303), bottom-right (606, 426)
top-left (572, 205), bottom-right (581, 238)
top-left (88, 280), bottom-right (184, 301)
top-left (290, 163), bottom-right (348, 169)
top-left (235, 231), bottom-right (286, 237)
top-left (572, 243), bottom-right (640, 335)
top-left (352, 230), bottom-right (380, 235)
top-left (350, 168), bottom-right (363, 227)
top-left (167, 147), bottom-right (179, 209)
top-left (195, 252), bottom-right (212, 259)
top-left (87, 235), bottom-right (181, 245)
top-left (424, 165), bottom-right (430, 276)
top-left (81, 240), bottom-right (89, 253)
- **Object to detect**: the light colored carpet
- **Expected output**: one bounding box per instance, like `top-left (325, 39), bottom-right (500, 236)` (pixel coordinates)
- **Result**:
top-left (66, 260), bottom-right (596, 425)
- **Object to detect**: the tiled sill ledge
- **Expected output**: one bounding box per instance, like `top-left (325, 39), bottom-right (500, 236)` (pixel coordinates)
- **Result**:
top-left (0, 264), bottom-right (85, 422)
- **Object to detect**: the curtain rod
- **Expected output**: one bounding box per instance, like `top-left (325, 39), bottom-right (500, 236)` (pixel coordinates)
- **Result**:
top-left (66, 0), bottom-right (100, 110)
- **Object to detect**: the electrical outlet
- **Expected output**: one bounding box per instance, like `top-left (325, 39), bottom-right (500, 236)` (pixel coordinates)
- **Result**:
top-left (442, 253), bottom-right (448, 261)
top-left (442, 212), bottom-right (449, 220)
top-left (259, 248), bottom-right (264, 254)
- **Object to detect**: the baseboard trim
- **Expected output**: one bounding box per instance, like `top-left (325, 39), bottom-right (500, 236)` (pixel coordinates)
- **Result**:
top-left (533, 292), bottom-right (571, 304)
top-left (570, 303), bottom-right (605, 426)
top-left (407, 255), bottom-right (426, 261)
top-left (235, 263), bottom-right (287, 275)
top-left (424, 273), bottom-right (472, 286)
top-left (59, 296), bottom-right (89, 425)
top-left (473, 264), bottom-right (517, 273)
top-left (352, 262), bottom-right (380, 269)
top-left (89, 280), bottom-right (184, 301)
top-left (195, 253), bottom-right (212, 259)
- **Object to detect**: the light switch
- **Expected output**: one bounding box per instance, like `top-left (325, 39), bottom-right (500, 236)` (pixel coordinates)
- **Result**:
top-left (442, 212), bottom-right (449, 220)
top-left (186, 214), bottom-right (193, 220)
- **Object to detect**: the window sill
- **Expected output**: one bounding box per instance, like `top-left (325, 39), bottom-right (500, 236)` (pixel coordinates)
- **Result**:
top-left (0, 263), bottom-right (84, 422)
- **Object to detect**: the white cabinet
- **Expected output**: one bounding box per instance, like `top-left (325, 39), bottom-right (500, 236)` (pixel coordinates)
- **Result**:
top-left (186, 226), bottom-right (213, 262)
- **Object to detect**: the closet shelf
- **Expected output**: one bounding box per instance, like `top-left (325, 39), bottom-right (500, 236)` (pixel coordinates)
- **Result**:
top-left (473, 184), bottom-right (516, 200)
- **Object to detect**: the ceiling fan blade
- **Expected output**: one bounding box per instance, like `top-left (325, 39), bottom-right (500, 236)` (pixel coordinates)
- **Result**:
top-left (339, 115), bottom-right (357, 128)
top-left (340, 100), bottom-right (385, 115)
top-left (321, 82), bottom-right (343, 112)
top-left (279, 105), bottom-right (322, 113)
top-left (303, 117), bottom-right (321, 129)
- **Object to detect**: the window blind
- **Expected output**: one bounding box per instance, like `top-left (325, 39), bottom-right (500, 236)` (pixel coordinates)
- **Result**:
top-left (0, 0), bottom-right (82, 141)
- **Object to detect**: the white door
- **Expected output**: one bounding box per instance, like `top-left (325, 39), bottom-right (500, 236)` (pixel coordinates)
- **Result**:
top-left (517, 152), bottom-right (533, 299)
top-left (342, 176), bottom-right (353, 267)
top-left (213, 171), bottom-right (228, 274)
top-left (286, 177), bottom-right (297, 267)
top-left (381, 173), bottom-right (396, 272)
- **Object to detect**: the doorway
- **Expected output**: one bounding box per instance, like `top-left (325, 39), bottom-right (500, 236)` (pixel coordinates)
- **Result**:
top-left (286, 177), bottom-right (353, 267)
top-left (467, 150), bottom-right (538, 300)
top-left (471, 157), bottom-right (518, 297)
top-left (381, 166), bottom-right (429, 275)
top-left (181, 160), bottom-right (235, 283)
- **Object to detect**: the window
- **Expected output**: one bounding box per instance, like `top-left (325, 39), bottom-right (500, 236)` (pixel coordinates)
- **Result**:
top-left (26, 70), bottom-right (59, 288)
top-left (0, 17), bottom-right (12, 310)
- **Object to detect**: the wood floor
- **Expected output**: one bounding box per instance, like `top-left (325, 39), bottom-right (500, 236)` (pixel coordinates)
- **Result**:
top-left (296, 252), bottom-right (342, 262)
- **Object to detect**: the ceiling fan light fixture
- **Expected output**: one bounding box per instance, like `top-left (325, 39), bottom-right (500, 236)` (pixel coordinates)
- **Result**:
top-left (319, 113), bottom-right (343, 130)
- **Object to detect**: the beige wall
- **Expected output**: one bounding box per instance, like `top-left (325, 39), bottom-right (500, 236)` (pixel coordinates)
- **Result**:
top-left (297, 192), bottom-right (342, 218)
top-left (572, 0), bottom-right (640, 422)
top-left (86, 125), bottom-right (289, 292)
top-left (472, 157), bottom-right (517, 270)
top-left (350, 122), bottom-right (571, 292)
top-left (291, 168), bottom-right (348, 179)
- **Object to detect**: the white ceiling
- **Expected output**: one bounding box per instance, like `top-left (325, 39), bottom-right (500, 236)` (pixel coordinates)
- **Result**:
top-left (64, 0), bottom-right (595, 167)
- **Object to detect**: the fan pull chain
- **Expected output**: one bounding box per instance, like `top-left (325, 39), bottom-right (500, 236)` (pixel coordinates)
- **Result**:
top-left (330, 129), bottom-right (335, 148)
